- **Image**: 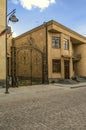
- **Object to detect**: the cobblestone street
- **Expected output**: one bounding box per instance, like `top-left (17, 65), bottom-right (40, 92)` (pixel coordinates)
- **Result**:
top-left (0, 85), bottom-right (86, 130)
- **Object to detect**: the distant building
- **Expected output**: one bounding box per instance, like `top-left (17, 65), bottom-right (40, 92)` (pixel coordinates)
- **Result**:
top-left (9, 20), bottom-right (86, 85)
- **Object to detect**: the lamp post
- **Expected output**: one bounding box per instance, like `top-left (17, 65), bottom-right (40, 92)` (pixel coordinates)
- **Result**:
top-left (5, 0), bottom-right (19, 94)
top-left (43, 22), bottom-right (48, 83)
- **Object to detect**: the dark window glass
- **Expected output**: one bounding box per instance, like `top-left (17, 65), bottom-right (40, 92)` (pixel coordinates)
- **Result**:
top-left (52, 59), bottom-right (61, 73)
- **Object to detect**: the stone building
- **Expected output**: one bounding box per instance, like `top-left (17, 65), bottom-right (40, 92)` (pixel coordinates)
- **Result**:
top-left (10, 20), bottom-right (86, 85)
top-left (0, 0), bottom-right (6, 86)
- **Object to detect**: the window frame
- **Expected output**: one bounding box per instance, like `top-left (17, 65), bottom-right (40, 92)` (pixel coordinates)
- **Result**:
top-left (64, 38), bottom-right (69, 50)
top-left (52, 59), bottom-right (61, 73)
top-left (52, 37), bottom-right (60, 48)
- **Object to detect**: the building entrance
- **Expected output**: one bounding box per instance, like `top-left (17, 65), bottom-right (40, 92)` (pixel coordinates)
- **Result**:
top-left (64, 60), bottom-right (70, 79)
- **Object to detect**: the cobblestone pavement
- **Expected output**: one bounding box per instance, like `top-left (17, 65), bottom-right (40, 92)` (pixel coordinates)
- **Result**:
top-left (0, 85), bottom-right (86, 130)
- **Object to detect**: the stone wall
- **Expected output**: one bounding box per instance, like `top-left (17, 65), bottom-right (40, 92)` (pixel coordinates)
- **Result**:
top-left (12, 26), bottom-right (46, 82)
top-left (0, 0), bottom-right (6, 87)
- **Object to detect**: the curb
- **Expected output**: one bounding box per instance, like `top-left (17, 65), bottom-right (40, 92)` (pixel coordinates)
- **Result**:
top-left (70, 85), bottom-right (86, 89)
top-left (54, 83), bottom-right (86, 89)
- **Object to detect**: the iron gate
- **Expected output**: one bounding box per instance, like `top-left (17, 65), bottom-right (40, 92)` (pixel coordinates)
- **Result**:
top-left (11, 42), bottom-right (45, 86)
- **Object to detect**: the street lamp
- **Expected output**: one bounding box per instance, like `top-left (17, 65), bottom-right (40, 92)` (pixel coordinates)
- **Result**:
top-left (5, 1), bottom-right (19, 94)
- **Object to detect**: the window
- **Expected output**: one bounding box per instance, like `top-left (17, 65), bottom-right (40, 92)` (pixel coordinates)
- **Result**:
top-left (52, 37), bottom-right (60, 48)
top-left (52, 59), bottom-right (61, 73)
top-left (64, 39), bottom-right (69, 50)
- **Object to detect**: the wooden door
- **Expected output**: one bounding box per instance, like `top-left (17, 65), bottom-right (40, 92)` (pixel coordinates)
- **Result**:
top-left (64, 60), bottom-right (70, 79)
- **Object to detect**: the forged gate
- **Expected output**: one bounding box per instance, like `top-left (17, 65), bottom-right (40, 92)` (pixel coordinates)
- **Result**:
top-left (11, 41), bottom-right (44, 86)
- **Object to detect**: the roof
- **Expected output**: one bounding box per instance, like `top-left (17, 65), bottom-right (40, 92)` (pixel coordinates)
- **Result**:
top-left (13, 20), bottom-right (86, 42)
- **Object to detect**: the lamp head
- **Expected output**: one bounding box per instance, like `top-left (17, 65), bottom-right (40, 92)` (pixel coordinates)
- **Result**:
top-left (9, 15), bottom-right (19, 22)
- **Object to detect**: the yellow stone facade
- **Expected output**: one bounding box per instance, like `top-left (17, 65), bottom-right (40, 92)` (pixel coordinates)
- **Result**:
top-left (0, 0), bottom-right (6, 86)
top-left (1, 1), bottom-right (86, 85)
top-left (11, 20), bottom-right (86, 84)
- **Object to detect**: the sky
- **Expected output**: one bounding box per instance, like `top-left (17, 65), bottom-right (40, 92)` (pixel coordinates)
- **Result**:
top-left (8, 0), bottom-right (86, 37)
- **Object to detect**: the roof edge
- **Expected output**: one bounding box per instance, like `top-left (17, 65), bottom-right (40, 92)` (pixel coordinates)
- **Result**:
top-left (13, 20), bottom-right (86, 40)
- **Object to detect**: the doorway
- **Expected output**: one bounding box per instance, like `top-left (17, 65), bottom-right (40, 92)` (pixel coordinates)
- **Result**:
top-left (64, 60), bottom-right (70, 79)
